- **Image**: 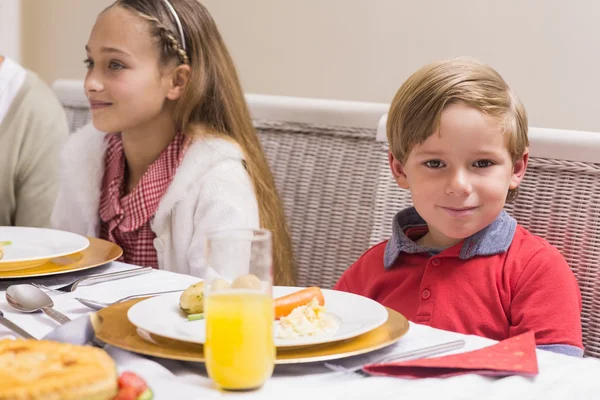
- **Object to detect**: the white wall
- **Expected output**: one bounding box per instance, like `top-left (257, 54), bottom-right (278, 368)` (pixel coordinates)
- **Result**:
top-left (20, 0), bottom-right (600, 132)
top-left (0, 0), bottom-right (21, 62)
top-left (21, 0), bottom-right (112, 85)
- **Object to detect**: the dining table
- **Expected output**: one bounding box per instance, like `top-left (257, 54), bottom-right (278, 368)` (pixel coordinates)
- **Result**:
top-left (1, 261), bottom-right (600, 400)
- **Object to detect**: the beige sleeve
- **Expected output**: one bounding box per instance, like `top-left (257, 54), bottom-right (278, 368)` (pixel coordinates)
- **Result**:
top-left (13, 80), bottom-right (69, 228)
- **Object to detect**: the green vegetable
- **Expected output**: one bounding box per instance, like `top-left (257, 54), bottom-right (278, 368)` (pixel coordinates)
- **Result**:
top-left (187, 313), bottom-right (204, 321)
top-left (137, 388), bottom-right (153, 400)
top-left (0, 241), bottom-right (11, 246)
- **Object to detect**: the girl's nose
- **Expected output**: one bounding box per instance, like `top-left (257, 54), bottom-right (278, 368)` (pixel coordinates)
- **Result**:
top-left (84, 71), bottom-right (103, 94)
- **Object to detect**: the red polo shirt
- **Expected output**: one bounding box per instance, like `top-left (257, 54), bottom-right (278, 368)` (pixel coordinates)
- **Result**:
top-left (335, 207), bottom-right (583, 355)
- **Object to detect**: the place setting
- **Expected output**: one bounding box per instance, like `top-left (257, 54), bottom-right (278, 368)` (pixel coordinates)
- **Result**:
top-left (1, 228), bottom-right (413, 395)
top-left (0, 225), bottom-right (156, 339)
top-left (0, 227), bottom-right (553, 399)
top-left (75, 229), bottom-right (416, 386)
top-left (0, 226), bottom-right (123, 279)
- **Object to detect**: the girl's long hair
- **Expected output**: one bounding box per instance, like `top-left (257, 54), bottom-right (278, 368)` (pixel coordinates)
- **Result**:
top-left (113, 0), bottom-right (295, 285)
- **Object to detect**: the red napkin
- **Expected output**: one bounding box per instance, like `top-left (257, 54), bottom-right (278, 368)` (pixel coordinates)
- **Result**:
top-left (363, 331), bottom-right (538, 379)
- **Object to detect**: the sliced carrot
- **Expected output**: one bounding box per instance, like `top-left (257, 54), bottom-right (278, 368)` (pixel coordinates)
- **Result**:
top-left (274, 287), bottom-right (324, 319)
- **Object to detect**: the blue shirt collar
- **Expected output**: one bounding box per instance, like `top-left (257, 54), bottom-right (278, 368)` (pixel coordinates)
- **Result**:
top-left (383, 207), bottom-right (517, 269)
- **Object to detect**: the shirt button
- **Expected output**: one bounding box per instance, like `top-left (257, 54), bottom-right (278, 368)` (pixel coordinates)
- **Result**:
top-left (421, 289), bottom-right (431, 300)
top-left (153, 238), bottom-right (164, 252)
top-left (431, 258), bottom-right (441, 266)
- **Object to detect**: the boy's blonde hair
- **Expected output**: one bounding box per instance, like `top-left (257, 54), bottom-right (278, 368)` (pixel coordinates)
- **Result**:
top-left (387, 57), bottom-right (528, 201)
top-left (111, 0), bottom-right (295, 285)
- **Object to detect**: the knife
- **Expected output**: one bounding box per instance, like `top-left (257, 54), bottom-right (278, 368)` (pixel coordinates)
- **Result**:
top-left (0, 310), bottom-right (35, 339)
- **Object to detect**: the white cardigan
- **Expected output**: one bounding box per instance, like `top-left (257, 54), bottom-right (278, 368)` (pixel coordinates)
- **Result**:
top-left (51, 123), bottom-right (259, 277)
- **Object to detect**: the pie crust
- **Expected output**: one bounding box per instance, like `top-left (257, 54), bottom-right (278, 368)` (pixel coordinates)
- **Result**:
top-left (0, 339), bottom-right (118, 400)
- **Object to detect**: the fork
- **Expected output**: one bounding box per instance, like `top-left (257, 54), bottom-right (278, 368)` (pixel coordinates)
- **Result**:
top-left (324, 339), bottom-right (465, 376)
top-left (75, 289), bottom-right (185, 310)
top-left (32, 267), bottom-right (153, 294)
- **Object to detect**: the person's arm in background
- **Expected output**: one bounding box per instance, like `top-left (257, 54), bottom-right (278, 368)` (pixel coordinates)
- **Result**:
top-left (14, 73), bottom-right (68, 227)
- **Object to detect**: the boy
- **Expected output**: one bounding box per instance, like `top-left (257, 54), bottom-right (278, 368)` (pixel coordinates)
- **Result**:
top-left (334, 57), bottom-right (583, 356)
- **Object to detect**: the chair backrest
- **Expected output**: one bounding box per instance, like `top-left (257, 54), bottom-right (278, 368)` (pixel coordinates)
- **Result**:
top-left (248, 94), bottom-right (388, 288)
top-left (370, 114), bottom-right (600, 358)
top-left (51, 80), bottom-right (389, 288)
top-left (52, 79), bottom-right (91, 133)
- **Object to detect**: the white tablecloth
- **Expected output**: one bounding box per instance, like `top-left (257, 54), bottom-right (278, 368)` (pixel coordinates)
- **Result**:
top-left (1, 261), bottom-right (600, 399)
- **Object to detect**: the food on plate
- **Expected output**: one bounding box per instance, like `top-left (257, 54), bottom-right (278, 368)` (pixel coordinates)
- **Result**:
top-left (0, 241), bottom-right (11, 260)
top-left (210, 277), bottom-right (230, 292)
top-left (182, 275), bottom-right (262, 321)
top-left (274, 286), bottom-right (324, 319)
top-left (231, 273), bottom-right (262, 290)
top-left (182, 274), bottom-right (265, 316)
top-left (115, 371), bottom-right (153, 400)
top-left (187, 312), bottom-right (204, 321)
top-left (180, 283), bottom-right (336, 340)
top-left (275, 297), bottom-right (339, 339)
top-left (179, 281), bottom-right (205, 314)
top-left (0, 339), bottom-right (153, 400)
top-left (0, 338), bottom-right (118, 399)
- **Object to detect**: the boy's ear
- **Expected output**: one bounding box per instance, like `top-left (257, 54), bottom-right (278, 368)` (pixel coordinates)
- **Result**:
top-left (166, 64), bottom-right (191, 101)
top-left (509, 148), bottom-right (529, 190)
top-left (389, 151), bottom-right (410, 189)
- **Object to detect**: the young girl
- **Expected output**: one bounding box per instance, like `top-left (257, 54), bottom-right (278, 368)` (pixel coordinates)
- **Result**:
top-left (51, 0), bottom-right (295, 285)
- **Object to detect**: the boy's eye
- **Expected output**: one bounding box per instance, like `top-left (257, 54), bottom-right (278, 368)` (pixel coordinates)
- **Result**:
top-left (474, 160), bottom-right (494, 168)
top-left (424, 160), bottom-right (444, 169)
top-left (83, 58), bottom-right (94, 69)
top-left (108, 61), bottom-right (125, 70)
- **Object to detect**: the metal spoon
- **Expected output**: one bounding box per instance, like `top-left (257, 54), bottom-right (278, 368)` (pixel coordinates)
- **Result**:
top-left (0, 309), bottom-right (35, 338)
top-left (6, 284), bottom-right (71, 325)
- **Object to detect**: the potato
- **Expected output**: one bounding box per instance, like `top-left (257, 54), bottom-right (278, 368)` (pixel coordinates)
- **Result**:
top-left (179, 281), bottom-right (205, 314)
top-left (231, 274), bottom-right (262, 290)
top-left (210, 278), bottom-right (230, 292)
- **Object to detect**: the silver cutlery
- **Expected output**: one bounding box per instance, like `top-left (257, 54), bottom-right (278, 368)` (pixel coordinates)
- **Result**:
top-left (32, 266), bottom-right (153, 294)
top-left (75, 289), bottom-right (185, 310)
top-left (324, 339), bottom-right (465, 376)
top-left (6, 284), bottom-right (71, 324)
top-left (0, 309), bottom-right (35, 338)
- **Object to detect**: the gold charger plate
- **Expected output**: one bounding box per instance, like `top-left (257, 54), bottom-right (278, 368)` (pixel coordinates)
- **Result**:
top-left (0, 237), bottom-right (123, 279)
top-left (92, 298), bottom-right (410, 364)
top-left (0, 259), bottom-right (48, 272)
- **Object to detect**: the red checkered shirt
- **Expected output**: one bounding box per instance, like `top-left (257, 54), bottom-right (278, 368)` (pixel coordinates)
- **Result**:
top-left (99, 132), bottom-right (189, 268)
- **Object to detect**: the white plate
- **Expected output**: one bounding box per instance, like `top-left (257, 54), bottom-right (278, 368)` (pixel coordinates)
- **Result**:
top-left (0, 227), bottom-right (90, 268)
top-left (127, 286), bottom-right (389, 348)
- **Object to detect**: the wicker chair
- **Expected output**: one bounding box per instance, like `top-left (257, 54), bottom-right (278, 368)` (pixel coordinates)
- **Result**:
top-left (51, 80), bottom-right (389, 289)
top-left (370, 114), bottom-right (600, 358)
top-left (51, 80), bottom-right (92, 133)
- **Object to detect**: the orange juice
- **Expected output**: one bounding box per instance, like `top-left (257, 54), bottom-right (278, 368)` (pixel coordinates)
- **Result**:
top-left (205, 290), bottom-right (275, 390)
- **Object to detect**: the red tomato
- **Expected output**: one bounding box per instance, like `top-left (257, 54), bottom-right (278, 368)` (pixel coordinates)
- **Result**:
top-left (118, 371), bottom-right (148, 396)
top-left (113, 386), bottom-right (138, 400)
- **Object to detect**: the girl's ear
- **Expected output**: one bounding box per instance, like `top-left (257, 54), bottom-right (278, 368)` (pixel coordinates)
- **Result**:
top-left (166, 64), bottom-right (191, 101)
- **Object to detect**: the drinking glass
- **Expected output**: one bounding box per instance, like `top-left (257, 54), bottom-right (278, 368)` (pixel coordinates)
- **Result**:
top-left (204, 228), bottom-right (275, 390)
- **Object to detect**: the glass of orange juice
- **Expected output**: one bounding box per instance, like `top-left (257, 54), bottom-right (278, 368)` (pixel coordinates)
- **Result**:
top-left (204, 228), bottom-right (275, 391)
